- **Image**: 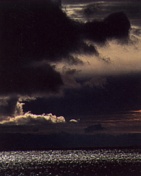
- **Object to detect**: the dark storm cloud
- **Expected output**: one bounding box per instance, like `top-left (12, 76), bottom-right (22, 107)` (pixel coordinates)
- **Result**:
top-left (0, 64), bottom-right (63, 96)
top-left (0, 97), bottom-right (18, 116)
top-left (0, 0), bottom-right (86, 64)
top-left (0, 0), bottom-right (96, 95)
top-left (25, 74), bottom-right (141, 119)
top-left (0, 0), bottom-right (131, 116)
top-left (0, 63), bottom-right (63, 116)
top-left (0, 0), bottom-right (130, 62)
top-left (83, 12), bottom-right (130, 42)
top-left (0, 0), bottom-right (68, 96)
top-left (0, 0), bottom-right (131, 94)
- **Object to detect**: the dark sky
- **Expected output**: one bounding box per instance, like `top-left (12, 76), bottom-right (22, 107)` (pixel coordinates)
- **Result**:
top-left (0, 0), bottom-right (141, 149)
top-left (0, 0), bottom-right (141, 124)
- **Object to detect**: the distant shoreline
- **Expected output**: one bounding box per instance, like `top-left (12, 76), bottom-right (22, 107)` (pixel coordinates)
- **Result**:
top-left (0, 133), bottom-right (141, 151)
top-left (1, 146), bottom-right (141, 152)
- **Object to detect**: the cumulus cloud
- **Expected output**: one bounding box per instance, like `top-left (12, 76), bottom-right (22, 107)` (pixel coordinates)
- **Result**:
top-left (0, 112), bottom-right (66, 125)
top-left (0, 100), bottom-right (66, 125)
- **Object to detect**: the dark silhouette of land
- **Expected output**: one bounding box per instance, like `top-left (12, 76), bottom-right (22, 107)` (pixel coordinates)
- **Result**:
top-left (0, 129), bottom-right (141, 151)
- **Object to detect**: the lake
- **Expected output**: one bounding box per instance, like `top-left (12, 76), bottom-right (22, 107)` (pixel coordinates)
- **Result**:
top-left (0, 149), bottom-right (141, 176)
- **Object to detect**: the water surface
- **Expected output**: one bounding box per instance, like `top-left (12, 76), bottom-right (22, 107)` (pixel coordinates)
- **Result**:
top-left (0, 149), bottom-right (141, 176)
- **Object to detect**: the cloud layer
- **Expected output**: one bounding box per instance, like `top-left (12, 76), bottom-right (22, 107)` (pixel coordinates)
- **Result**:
top-left (0, 112), bottom-right (66, 125)
top-left (0, 0), bottom-right (133, 118)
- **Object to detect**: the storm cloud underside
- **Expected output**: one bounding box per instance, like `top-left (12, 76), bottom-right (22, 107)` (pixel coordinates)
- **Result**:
top-left (0, 0), bottom-right (139, 119)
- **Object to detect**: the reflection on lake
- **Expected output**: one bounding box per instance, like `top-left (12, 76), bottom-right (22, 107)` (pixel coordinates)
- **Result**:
top-left (0, 149), bottom-right (141, 176)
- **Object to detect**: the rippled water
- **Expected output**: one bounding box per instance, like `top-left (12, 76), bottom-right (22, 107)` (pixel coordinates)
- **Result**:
top-left (0, 149), bottom-right (141, 176)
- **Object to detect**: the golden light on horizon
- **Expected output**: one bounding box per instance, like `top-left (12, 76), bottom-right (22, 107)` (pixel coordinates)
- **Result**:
top-left (132, 110), bottom-right (141, 113)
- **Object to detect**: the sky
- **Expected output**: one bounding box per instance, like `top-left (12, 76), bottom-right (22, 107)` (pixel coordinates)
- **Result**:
top-left (0, 0), bottom-right (141, 149)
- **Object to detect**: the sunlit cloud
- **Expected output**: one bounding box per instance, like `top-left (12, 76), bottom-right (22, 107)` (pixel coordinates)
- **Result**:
top-left (133, 110), bottom-right (141, 113)
top-left (0, 99), bottom-right (66, 125)
top-left (0, 113), bottom-right (66, 125)
top-left (56, 31), bottom-right (141, 82)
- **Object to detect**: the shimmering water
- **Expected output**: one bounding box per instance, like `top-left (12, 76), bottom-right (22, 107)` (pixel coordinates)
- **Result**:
top-left (0, 149), bottom-right (141, 176)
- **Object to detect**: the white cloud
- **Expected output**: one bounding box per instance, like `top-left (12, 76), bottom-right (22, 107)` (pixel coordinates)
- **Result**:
top-left (0, 112), bottom-right (66, 125)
